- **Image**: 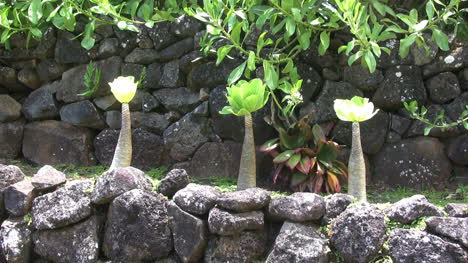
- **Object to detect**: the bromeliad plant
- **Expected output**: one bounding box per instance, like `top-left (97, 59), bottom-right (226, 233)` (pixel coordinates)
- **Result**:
top-left (333, 96), bottom-right (379, 202)
top-left (220, 78), bottom-right (269, 190)
top-left (261, 116), bottom-right (348, 194)
top-left (108, 76), bottom-right (138, 170)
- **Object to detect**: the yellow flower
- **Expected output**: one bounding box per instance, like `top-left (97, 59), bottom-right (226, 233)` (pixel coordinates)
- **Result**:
top-left (333, 96), bottom-right (379, 122)
top-left (109, 76), bottom-right (138, 103)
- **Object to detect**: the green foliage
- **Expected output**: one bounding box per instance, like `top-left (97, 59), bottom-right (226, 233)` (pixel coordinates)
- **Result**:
top-left (192, 176), bottom-right (237, 192)
top-left (404, 100), bottom-right (468, 135)
top-left (261, 117), bottom-right (347, 194)
top-left (146, 166), bottom-right (168, 180)
top-left (219, 78), bottom-right (269, 116)
top-left (79, 61), bottom-right (101, 97)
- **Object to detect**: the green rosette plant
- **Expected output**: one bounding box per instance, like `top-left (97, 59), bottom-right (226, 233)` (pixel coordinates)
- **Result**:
top-left (220, 78), bottom-right (269, 190)
top-left (334, 96), bottom-right (379, 202)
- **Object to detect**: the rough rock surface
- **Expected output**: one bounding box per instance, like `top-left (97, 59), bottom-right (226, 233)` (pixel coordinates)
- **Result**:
top-left (208, 208), bottom-right (264, 236)
top-left (31, 165), bottom-right (66, 191)
top-left (0, 95), bottom-right (21, 122)
top-left (32, 180), bottom-right (93, 230)
top-left (0, 217), bottom-right (33, 263)
top-left (21, 87), bottom-right (59, 121)
top-left (103, 189), bottom-right (173, 262)
top-left (372, 137), bottom-right (452, 189)
top-left (384, 195), bottom-right (444, 224)
top-left (173, 184), bottom-right (221, 215)
top-left (266, 222), bottom-right (329, 263)
top-left (0, 165), bottom-right (25, 190)
top-left (425, 72), bottom-right (461, 104)
top-left (131, 112), bottom-right (170, 135)
top-left (447, 134), bottom-right (468, 165)
top-left (407, 104), bottom-right (460, 137)
top-left (0, 120), bottom-right (24, 158)
top-left (204, 230), bottom-right (267, 263)
top-left (167, 201), bottom-right (207, 263)
top-left (33, 215), bottom-right (101, 263)
top-left (425, 216), bottom-right (468, 248)
top-left (153, 87), bottom-right (200, 114)
top-left (91, 166), bottom-right (153, 204)
top-left (322, 193), bottom-right (353, 223)
top-left (445, 203), bottom-right (468, 217)
top-left (388, 228), bottom-right (468, 263)
top-left (22, 120), bottom-right (96, 166)
top-left (268, 193), bottom-right (325, 222)
top-left (343, 64), bottom-right (383, 91)
top-left (330, 204), bottom-right (386, 263)
top-left (217, 188), bottom-right (270, 212)
top-left (4, 180), bottom-right (35, 216)
top-left (59, 100), bottom-right (106, 129)
top-left (157, 169), bottom-right (190, 198)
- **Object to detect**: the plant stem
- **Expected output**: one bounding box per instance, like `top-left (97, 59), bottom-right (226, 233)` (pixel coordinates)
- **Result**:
top-left (110, 103), bottom-right (132, 170)
top-left (348, 122), bottom-right (366, 202)
top-left (237, 113), bottom-right (256, 190)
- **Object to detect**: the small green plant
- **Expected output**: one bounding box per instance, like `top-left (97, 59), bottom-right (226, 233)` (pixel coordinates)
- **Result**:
top-left (191, 176), bottom-right (237, 192)
top-left (404, 101), bottom-right (468, 135)
top-left (455, 184), bottom-right (468, 199)
top-left (334, 96), bottom-right (379, 202)
top-left (146, 166), bottom-right (168, 181)
top-left (79, 61), bottom-right (101, 97)
top-left (23, 213), bottom-right (33, 226)
top-left (220, 78), bottom-right (270, 190)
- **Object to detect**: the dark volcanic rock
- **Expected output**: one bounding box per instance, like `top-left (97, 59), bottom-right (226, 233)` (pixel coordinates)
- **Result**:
top-left (217, 188), bottom-right (271, 213)
top-left (423, 44), bottom-right (468, 77)
top-left (4, 180), bottom-right (35, 216)
top-left (153, 87), bottom-right (200, 114)
top-left (447, 134), bottom-right (468, 165)
top-left (22, 87), bottom-right (59, 121)
top-left (171, 14), bottom-right (202, 38)
top-left (268, 193), bottom-right (325, 222)
top-left (54, 31), bottom-right (89, 64)
top-left (322, 193), bottom-right (353, 223)
top-left (0, 120), bottom-right (24, 158)
top-left (31, 180), bottom-right (93, 230)
top-left (296, 63), bottom-right (322, 101)
top-left (388, 228), bottom-right (468, 263)
top-left (91, 166), bottom-right (153, 205)
top-left (407, 104), bottom-right (460, 138)
top-left (17, 68), bottom-right (40, 90)
top-left (188, 60), bottom-right (241, 91)
top-left (124, 48), bottom-right (160, 64)
top-left (0, 217), bottom-right (33, 263)
top-left (131, 112), bottom-right (170, 135)
top-left (22, 120), bottom-right (96, 166)
top-left (330, 204), bottom-right (386, 263)
top-left (31, 165), bottom-right (66, 191)
top-left (60, 100), bottom-right (106, 129)
top-left (372, 137), bottom-right (452, 189)
top-left (445, 203), bottom-right (468, 217)
top-left (425, 216), bottom-right (468, 248)
top-left (266, 221), bottom-right (329, 263)
top-left (159, 60), bottom-right (184, 88)
top-left (159, 38), bottom-right (194, 62)
top-left (384, 195), bottom-right (443, 224)
top-left (103, 189), bottom-right (172, 262)
top-left (157, 169), bottom-right (190, 198)
top-left (426, 72), bottom-right (461, 104)
top-left (208, 208), bottom-right (264, 236)
top-left (148, 21), bottom-right (178, 50)
top-left (36, 59), bottom-right (67, 83)
top-left (343, 64), bottom-right (383, 91)
top-left (33, 215), bottom-right (101, 263)
top-left (167, 201), bottom-right (207, 263)
top-left (0, 95), bottom-right (21, 122)
top-left (173, 184), bottom-right (221, 215)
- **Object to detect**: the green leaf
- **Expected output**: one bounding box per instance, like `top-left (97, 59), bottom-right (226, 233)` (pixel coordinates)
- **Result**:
top-left (432, 28), bottom-right (449, 51)
top-left (263, 60), bottom-right (278, 90)
top-left (399, 34), bottom-right (417, 58)
top-left (260, 138), bottom-right (279, 152)
top-left (426, 2), bottom-right (434, 20)
top-left (312, 124), bottom-right (326, 145)
top-left (423, 126), bottom-right (432, 136)
top-left (364, 51), bottom-right (377, 73)
top-left (28, 0), bottom-right (43, 24)
top-left (318, 31), bottom-right (329, 55)
top-left (273, 150), bottom-right (295, 163)
top-left (81, 37), bottom-right (95, 50)
top-left (317, 141), bottom-right (339, 163)
top-left (297, 156), bottom-right (312, 174)
top-left (227, 62), bottom-right (246, 85)
top-left (247, 51), bottom-right (256, 71)
top-left (291, 172), bottom-right (308, 186)
top-left (216, 45), bottom-right (234, 66)
top-left (298, 31), bottom-right (311, 50)
top-left (30, 28), bottom-right (42, 38)
top-left (285, 17), bottom-right (296, 37)
top-left (286, 153), bottom-right (301, 169)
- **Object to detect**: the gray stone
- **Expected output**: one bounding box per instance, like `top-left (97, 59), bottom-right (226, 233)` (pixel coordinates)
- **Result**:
top-left (60, 100), bottom-right (106, 129)
top-left (0, 67), bottom-right (26, 92)
top-left (373, 65), bottom-right (426, 110)
top-left (148, 22), bottom-right (178, 50)
top-left (98, 38), bottom-right (119, 59)
top-left (159, 60), bottom-right (184, 88)
top-left (173, 184), bottom-right (220, 215)
top-left (330, 204), bottom-right (386, 263)
top-left (343, 64), bottom-right (384, 91)
top-left (153, 87), bottom-right (200, 114)
top-left (0, 95), bottom-right (21, 122)
top-left (54, 31), bottom-right (89, 64)
top-left (204, 230), bottom-right (267, 263)
top-left (188, 60), bottom-right (241, 91)
top-left (91, 167), bottom-right (153, 205)
top-left (157, 169), bottom-right (190, 198)
top-left (0, 165), bottom-right (25, 191)
top-left (459, 68), bottom-right (468, 91)
top-left (376, 39), bottom-right (413, 68)
top-left (323, 193), bottom-right (353, 223)
top-left (128, 90), bottom-right (153, 111)
top-left (93, 95), bottom-right (120, 111)
top-left (31, 165), bottom-right (66, 191)
top-left (36, 59), bottom-right (67, 83)
top-left (217, 188), bottom-right (270, 213)
top-left (142, 63), bottom-right (163, 89)
top-left (4, 180), bottom-right (35, 216)
top-left (22, 87), bottom-right (59, 121)
top-left (56, 56), bottom-right (122, 103)
top-left (159, 38), bottom-right (194, 62)
top-left (445, 203), bottom-right (468, 217)
top-left (332, 111), bottom-right (388, 154)
top-left (0, 217), bottom-right (33, 263)
top-left (142, 92), bottom-right (159, 112)
top-left (125, 48), bottom-right (160, 64)
top-left (17, 68), bottom-right (40, 90)
top-left (192, 101), bottom-right (209, 116)
top-left (171, 15), bottom-right (202, 38)
top-left (447, 134), bottom-right (468, 165)
top-left (33, 215), bottom-right (101, 263)
top-left (423, 44), bottom-right (468, 77)
top-left (385, 195), bottom-right (444, 224)
top-left (322, 68), bottom-right (340, 81)
top-left (312, 80), bottom-right (363, 122)
top-left (163, 112), bottom-right (210, 161)
top-left (0, 120), bottom-right (24, 158)
top-left (167, 201), bottom-right (207, 263)
top-left (121, 63), bottom-right (145, 81)
top-left (179, 51), bottom-right (205, 74)
top-left (445, 92), bottom-right (468, 121)
top-left (410, 34), bottom-right (438, 66)
top-left (266, 222), bottom-right (329, 263)
top-left (32, 27), bottom-right (56, 59)
top-left (131, 112), bottom-right (170, 135)
top-left (268, 193), bottom-right (325, 222)
top-left (31, 180), bottom-right (93, 230)
top-left (208, 208), bottom-right (264, 236)
top-left (426, 72), bottom-right (461, 104)
top-left (388, 228), bottom-right (468, 263)
top-left (425, 216), bottom-right (468, 248)
top-left (22, 121), bottom-right (96, 166)
top-left (296, 63), bottom-right (322, 101)
top-left (390, 113), bottom-right (412, 135)
top-left (372, 137), bottom-right (452, 189)
top-left (105, 111), bottom-right (121, 129)
top-left (103, 189), bottom-right (172, 262)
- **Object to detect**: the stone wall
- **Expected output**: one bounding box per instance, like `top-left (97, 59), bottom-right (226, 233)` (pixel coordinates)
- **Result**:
top-left (0, 15), bottom-right (467, 189)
